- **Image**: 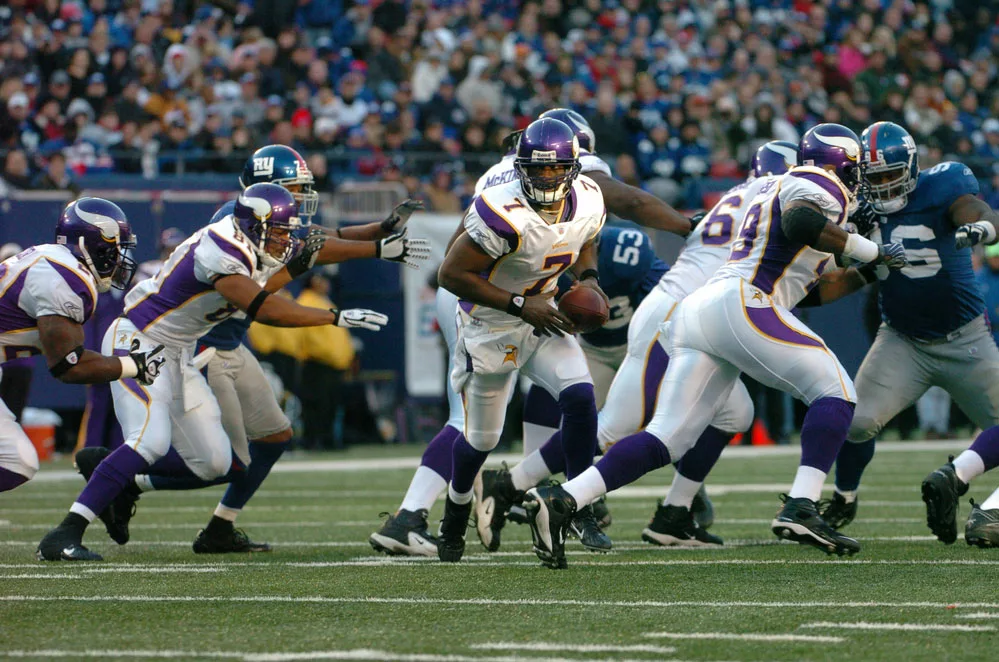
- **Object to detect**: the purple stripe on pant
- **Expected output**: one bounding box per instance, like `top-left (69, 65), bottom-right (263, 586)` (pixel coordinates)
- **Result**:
top-left (745, 305), bottom-right (825, 349)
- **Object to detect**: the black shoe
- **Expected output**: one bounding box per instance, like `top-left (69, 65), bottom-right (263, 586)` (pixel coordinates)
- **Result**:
top-left (643, 501), bottom-right (723, 547)
top-left (921, 457), bottom-right (968, 545)
top-left (437, 497), bottom-right (471, 563)
top-left (819, 492), bottom-right (858, 530)
top-left (524, 484), bottom-right (576, 569)
top-left (691, 484), bottom-right (714, 530)
top-left (570, 505), bottom-right (612, 551)
top-left (771, 494), bottom-right (860, 556)
top-left (965, 499), bottom-right (999, 548)
top-left (36, 524), bottom-right (103, 562)
top-left (105, 484), bottom-right (140, 546)
top-left (473, 467), bottom-right (524, 552)
top-left (591, 496), bottom-right (612, 529)
top-left (369, 509), bottom-right (438, 557)
top-left (193, 520), bottom-right (272, 554)
top-left (74, 447), bottom-right (124, 544)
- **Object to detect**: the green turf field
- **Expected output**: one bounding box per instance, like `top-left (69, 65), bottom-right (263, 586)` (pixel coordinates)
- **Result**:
top-left (3, 440), bottom-right (998, 662)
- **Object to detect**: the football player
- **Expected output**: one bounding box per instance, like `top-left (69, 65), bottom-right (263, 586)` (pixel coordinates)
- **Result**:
top-left (0, 198), bottom-right (163, 495)
top-left (818, 122), bottom-right (999, 538)
top-left (525, 124), bottom-right (909, 567)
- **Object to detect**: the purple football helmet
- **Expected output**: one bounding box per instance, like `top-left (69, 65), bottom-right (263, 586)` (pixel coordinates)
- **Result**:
top-left (751, 140), bottom-right (798, 178)
top-left (798, 123), bottom-right (862, 200)
top-left (55, 197), bottom-right (137, 293)
top-left (539, 108), bottom-right (596, 152)
top-left (233, 183), bottom-right (306, 267)
top-left (515, 118), bottom-right (581, 205)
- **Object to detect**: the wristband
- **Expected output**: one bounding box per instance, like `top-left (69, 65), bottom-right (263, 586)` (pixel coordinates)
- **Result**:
top-left (50, 345), bottom-right (85, 378)
top-left (972, 221), bottom-right (997, 244)
top-left (857, 263), bottom-right (878, 284)
top-left (246, 290), bottom-right (270, 320)
top-left (579, 269), bottom-right (600, 282)
top-left (118, 355), bottom-right (138, 379)
top-left (842, 232), bottom-right (880, 264)
top-left (507, 293), bottom-right (525, 317)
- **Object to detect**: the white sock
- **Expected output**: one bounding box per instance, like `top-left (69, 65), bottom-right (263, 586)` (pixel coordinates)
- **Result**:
top-left (788, 465), bottom-right (827, 502)
top-left (448, 484), bottom-right (474, 505)
top-left (522, 422), bottom-right (558, 456)
top-left (399, 466), bottom-right (447, 512)
top-left (834, 488), bottom-right (858, 504)
top-left (663, 472), bottom-right (703, 509)
top-left (980, 486), bottom-right (999, 511)
top-left (562, 466), bottom-right (607, 509)
top-left (510, 450), bottom-right (553, 492)
top-left (134, 475), bottom-right (154, 492)
top-left (953, 451), bottom-right (985, 484)
top-left (213, 504), bottom-right (240, 522)
top-left (69, 502), bottom-right (96, 523)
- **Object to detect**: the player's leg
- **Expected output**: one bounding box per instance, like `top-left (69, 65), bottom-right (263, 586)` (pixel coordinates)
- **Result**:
top-left (0, 393), bottom-right (39, 492)
top-left (521, 383), bottom-right (560, 456)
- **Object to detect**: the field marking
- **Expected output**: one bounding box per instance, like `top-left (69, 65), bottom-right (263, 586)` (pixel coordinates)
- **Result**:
top-left (643, 632), bottom-right (844, 643)
top-left (2, 650), bottom-right (669, 662)
top-left (956, 613), bottom-right (999, 619)
top-left (801, 621), bottom-right (995, 633)
top-left (0, 574), bottom-right (81, 579)
top-left (471, 643), bottom-right (677, 654)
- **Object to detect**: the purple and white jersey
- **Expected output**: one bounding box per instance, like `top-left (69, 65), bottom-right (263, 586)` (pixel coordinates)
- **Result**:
top-left (0, 244), bottom-right (98, 364)
top-left (657, 175), bottom-right (778, 301)
top-left (711, 165), bottom-right (852, 309)
top-left (473, 151), bottom-right (612, 197)
top-left (462, 176), bottom-right (605, 327)
top-left (124, 216), bottom-right (281, 348)
top-left (134, 259), bottom-right (164, 285)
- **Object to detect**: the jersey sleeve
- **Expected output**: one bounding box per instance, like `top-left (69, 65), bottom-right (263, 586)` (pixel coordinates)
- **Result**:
top-left (579, 152), bottom-right (612, 178)
top-left (194, 230), bottom-right (255, 283)
top-left (936, 162), bottom-right (980, 203)
top-left (463, 196), bottom-right (520, 259)
top-left (780, 169), bottom-right (849, 227)
top-left (19, 258), bottom-right (96, 324)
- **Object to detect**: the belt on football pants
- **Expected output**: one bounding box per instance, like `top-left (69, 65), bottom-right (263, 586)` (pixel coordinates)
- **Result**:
top-left (903, 315), bottom-right (984, 346)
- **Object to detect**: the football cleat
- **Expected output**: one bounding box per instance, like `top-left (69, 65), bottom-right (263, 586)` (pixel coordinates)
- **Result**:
top-left (506, 504), bottom-right (529, 525)
top-left (921, 457), bottom-right (968, 544)
top-left (437, 497), bottom-right (471, 563)
top-left (643, 501), bottom-right (723, 547)
top-left (73, 447), bottom-right (125, 543)
top-left (193, 523), bottom-right (272, 554)
top-left (691, 484), bottom-right (714, 530)
top-left (570, 505), bottom-right (612, 552)
top-left (105, 484), bottom-right (141, 545)
top-left (591, 496), bottom-right (612, 529)
top-left (771, 494), bottom-right (860, 556)
top-left (36, 525), bottom-right (103, 562)
top-left (819, 492), bottom-right (858, 530)
top-left (369, 509), bottom-right (438, 557)
top-left (523, 484), bottom-right (576, 569)
top-left (965, 500), bottom-right (999, 548)
top-left (473, 467), bottom-right (524, 552)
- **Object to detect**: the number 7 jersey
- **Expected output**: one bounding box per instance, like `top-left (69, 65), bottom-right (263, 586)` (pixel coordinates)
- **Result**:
top-left (462, 176), bottom-right (606, 327)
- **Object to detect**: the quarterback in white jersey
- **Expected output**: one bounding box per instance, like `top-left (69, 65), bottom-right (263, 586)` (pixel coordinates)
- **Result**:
top-left (527, 124), bottom-right (910, 567)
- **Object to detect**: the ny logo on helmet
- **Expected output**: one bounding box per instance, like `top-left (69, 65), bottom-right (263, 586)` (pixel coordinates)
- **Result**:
top-left (253, 157), bottom-right (275, 176)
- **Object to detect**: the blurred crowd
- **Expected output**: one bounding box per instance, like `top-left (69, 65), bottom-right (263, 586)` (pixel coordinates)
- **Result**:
top-left (0, 0), bottom-right (997, 209)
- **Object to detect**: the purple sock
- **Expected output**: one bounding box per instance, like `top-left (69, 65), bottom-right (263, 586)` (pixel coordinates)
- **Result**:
top-left (420, 424), bottom-right (460, 482)
top-left (676, 426), bottom-right (731, 483)
top-left (0, 466), bottom-right (30, 492)
top-left (76, 445), bottom-right (149, 516)
top-left (523, 384), bottom-right (562, 427)
top-left (558, 383), bottom-right (598, 479)
top-left (800, 397), bottom-right (855, 473)
top-left (450, 435), bottom-right (489, 495)
top-left (538, 429), bottom-right (566, 475)
top-left (969, 426), bottom-right (999, 472)
top-left (145, 447), bottom-right (189, 476)
top-left (595, 430), bottom-right (671, 492)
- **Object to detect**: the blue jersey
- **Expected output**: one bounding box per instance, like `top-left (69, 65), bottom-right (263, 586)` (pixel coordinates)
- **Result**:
top-left (198, 200), bottom-right (253, 351)
top-left (877, 161), bottom-right (983, 339)
top-left (562, 226), bottom-right (668, 348)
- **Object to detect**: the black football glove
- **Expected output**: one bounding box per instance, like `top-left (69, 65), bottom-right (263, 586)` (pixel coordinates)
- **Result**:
top-left (286, 227), bottom-right (327, 278)
top-left (849, 200), bottom-right (881, 238)
top-left (380, 199), bottom-right (424, 234)
top-left (129, 339), bottom-right (166, 385)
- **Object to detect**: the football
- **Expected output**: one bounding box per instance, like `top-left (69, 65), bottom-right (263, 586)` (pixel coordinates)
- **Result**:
top-left (559, 285), bottom-right (610, 333)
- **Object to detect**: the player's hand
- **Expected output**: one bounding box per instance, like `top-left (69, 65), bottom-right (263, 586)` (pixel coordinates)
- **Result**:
top-left (380, 199), bottom-right (424, 234)
top-left (376, 228), bottom-right (432, 268)
top-left (688, 210), bottom-right (707, 224)
top-left (130, 339), bottom-right (166, 385)
top-left (575, 277), bottom-right (610, 307)
top-left (520, 290), bottom-right (575, 337)
top-left (286, 226), bottom-right (326, 278)
top-left (849, 200), bottom-right (880, 238)
top-left (332, 308), bottom-right (389, 331)
top-left (955, 221), bottom-right (994, 250)
top-left (876, 242), bottom-right (908, 269)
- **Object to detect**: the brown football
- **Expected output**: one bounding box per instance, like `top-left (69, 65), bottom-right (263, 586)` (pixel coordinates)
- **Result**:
top-left (559, 286), bottom-right (610, 333)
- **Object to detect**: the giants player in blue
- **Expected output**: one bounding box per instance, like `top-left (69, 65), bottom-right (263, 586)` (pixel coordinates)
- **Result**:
top-left (821, 122), bottom-right (999, 545)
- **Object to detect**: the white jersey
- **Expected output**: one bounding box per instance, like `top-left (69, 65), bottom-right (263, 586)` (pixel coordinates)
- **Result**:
top-left (710, 165), bottom-right (852, 309)
top-left (658, 175), bottom-right (777, 301)
top-left (474, 150), bottom-right (612, 196)
top-left (135, 259), bottom-right (164, 285)
top-left (462, 176), bottom-right (606, 327)
top-left (0, 244), bottom-right (98, 363)
top-left (124, 217), bottom-right (281, 348)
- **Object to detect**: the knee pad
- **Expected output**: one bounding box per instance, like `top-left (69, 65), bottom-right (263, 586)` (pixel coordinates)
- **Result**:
top-left (190, 446), bottom-right (234, 481)
top-left (5, 436), bottom-right (39, 480)
top-left (847, 414), bottom-right (881, 443)
top-left (559, 382), bottom-right (597, 419)
top-left (464, 429), bottom-right (501, 453)
top-left (714, 383), bottom-right (755, 435)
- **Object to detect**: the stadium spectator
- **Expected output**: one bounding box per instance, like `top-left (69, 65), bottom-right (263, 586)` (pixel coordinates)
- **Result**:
top-left (33, 150), bottom-right (79, 195)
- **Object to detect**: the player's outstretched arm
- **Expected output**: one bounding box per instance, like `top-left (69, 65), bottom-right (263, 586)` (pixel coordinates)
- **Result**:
top-left (797, 266), bottom-right (876, 308)
top-left (586, 171), bottom-right (692, 237)
top-left (334, 199), bottom-right (425, 241)
top-left (951, 195), bottom-right (999, 249)
top-left (216, 274), bottom-right (337, 328)
top-left (782, 200), bottom-right (907, 269)
top-left (37, 315), bottom-right (164, 385)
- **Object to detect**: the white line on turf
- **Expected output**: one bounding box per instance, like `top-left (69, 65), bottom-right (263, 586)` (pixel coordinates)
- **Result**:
top-left (800, 622), bottom-right (995, 632)
top-left (643, 632), bottom-right (844, 643)
top-left (2, 650), bottom-right (702, 662)
top-left (0, 574), bottom-right (81, 579)
top-left (471, 643), bottom-right (677, 654)
top-left (956, 613), bottom-right (999, 620)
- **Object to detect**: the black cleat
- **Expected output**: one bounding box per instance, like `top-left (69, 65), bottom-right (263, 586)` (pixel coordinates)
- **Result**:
top-left (570, 505), bottom-right (612, 552)
top-left (771, 494), bottom-right (860, 556)
top-left (591, 496), bottom-right (612, 529)
top-left (819, 492), bottom-right (858, 531)
top-left (643, 501), bottom-right (723, 547)
top-left (437, 497), bottom-right (471, 563)
top-left (921, 457), bottom-right (968, 544)
top-left (193, 520), bottom-right (272, 554)
top-left (36, 525), bottom-right (103, 562)
top-left (965, 500), bottom-right (999, 548)
top-left (524, 484), bottom-right (576, 569)
top-left (105, 484), bottom-right (141, 546)
top-left (473, 467), bottom-right (524, 552)
top-left (73, 447), bottom-right (126, 544)
top-left (691, 484), bottom-right (714, 530)
top-left (369, 509), bottom-right (438, 557)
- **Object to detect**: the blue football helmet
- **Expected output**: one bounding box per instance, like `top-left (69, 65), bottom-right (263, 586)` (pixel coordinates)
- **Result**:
top-left (860, 121), bottom-right (918, 214)
top-left (56, 197), bottom-right (137, 292)
top-left (751, 140), bottom-right (798, 178)
top-left (515, 118), bottom-right (581, 205)
top-left (539, 108), bottom-right (595, 152)
top-left (239, 145), bottom-right (319, 220)
top-left (233, 183), bottom-right (307, 268)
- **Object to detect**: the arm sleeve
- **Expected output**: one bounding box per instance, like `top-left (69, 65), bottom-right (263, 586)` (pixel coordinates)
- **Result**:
top-left (194, 231), bottom-right (254, 283)
top-left (463, 196), bottom-right (519, 259)
top-left (941, 162), bottom-right (981, 201)
top-left (19, 259), bottom-right (95, 324)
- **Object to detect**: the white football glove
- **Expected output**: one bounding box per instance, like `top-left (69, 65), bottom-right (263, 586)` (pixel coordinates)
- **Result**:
top-left (376, 228), bottom-right (432, 269)
top-left (332, 308), bottom-right (389, 331)
top-left (380, 199), bottom-right (424, 234)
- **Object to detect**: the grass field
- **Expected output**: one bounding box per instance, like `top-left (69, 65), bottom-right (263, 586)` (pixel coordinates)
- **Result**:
top-left (3, 440), bottom-right (999, 662)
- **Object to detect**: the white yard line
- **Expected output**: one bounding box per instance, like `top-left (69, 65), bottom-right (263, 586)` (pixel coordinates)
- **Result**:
top-left (2, 651), bottom-right (691, 662)
top-left (643, 632), bottom-right (844, 643)
top-left (956, 613), bottom-right (999, 620)
top-left (801, 621), bottom-right (995, 633)
top-left (0, 574), bottom-right (81, 579)
top-left (471, 643), bottom-right (676, 655)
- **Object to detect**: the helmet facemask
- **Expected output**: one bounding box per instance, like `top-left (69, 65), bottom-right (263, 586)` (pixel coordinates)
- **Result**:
top-left (861, 161), bottom-right (915, 214)
top-left (515, 160), bottom-right (580, 205)
top-left (78, 233), bottom-right (137, 293)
